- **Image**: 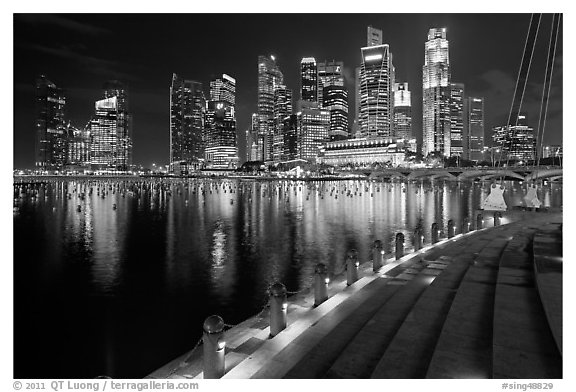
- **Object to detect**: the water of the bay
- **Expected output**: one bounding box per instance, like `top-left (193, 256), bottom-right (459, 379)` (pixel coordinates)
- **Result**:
top-left (13, 177), bottom-right (562, 378)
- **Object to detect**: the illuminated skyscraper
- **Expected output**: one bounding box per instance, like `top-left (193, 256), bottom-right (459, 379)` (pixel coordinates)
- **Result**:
top-left (300, 57), bottom-right (318, 103)
top-left (450, 82), bottom-right (464, 157)
top-left (393, 82), bottom-right (412, 139)
top-left (246, 113), bottom-right (259, 162)
top-left (170, 73), bottom-right (205, 171)
top-left (273, 85), bottom-right (293, 161)
top-left (467, 97), bottom-right (485, 161)
top-left (297, 101), bottom-right (330, 161)
top-left (257, 55), bottom-right (284, 161)
top-left (204, 74), bottom-right (238, 169)
top-left (282, 114), bottom-right (298, 161)
top-left (66, 124), bottom-right (91, 169)
top-left (358, 41), bottom-right (394, 138)
top-left (35, 75), bottom-right (67, 170)
top-left (89, 96), bottom-right (121, 170)
top-left (318, 60), bottom-right (348, 140)
top-left (492, 114), bottom-right (535, 162)
top-left (102, 80), bottom-right (131, 169)
top-left (367, 25), bottom-right (383, 47)
top-left (423, 28), bottom-right (451, 157)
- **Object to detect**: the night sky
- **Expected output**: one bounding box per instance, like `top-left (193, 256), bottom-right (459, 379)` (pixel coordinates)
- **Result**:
top-left (13, 13), bottom-right (563, 169)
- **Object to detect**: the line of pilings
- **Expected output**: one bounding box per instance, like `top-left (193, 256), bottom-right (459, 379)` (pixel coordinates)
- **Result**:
top-left (199, 211), bottom-right (503, 378)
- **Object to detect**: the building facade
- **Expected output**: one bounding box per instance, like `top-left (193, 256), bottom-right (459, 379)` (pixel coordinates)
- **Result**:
top-left (102, 80), bottom-right (131, 169)
top-left (450, 82), bottom-right (465, 157)
top-left (35, 76), bottom-right (67, 170)
top-left (393, 82), bottom-right (412, 139)
top-left (282, 114), bottom-right (298, 161)
top-left (467, 97), bottom-right (485, 162)
top-left (318, 138), bottom-right (406, 167)
top-left (66, 124), bottom-right (91, 169)
top-left (492, 114), bottom-right (536, 162)
top-left (297, 101), bottom-right (330, 161)
top-left (257, 55), bottom-right (284, 161)
top-left (423, 28), bottom-right (451, 157)
top-left (204, 74), bottom-right (238, 169)
top-left (89, 96), bottom-right (121, 170)
top-left (170, 73), bottom-right (205, 172)
top-left (300, 57), bottom-right (318, 103)
top-left (318, 60), bottom-right (349, 141)
top-left (273, 85), bottom-right (293, 162)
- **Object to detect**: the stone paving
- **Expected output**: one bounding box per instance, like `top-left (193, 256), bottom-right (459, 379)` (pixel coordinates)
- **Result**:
top-left (148, 211), bottom-right (562, 379)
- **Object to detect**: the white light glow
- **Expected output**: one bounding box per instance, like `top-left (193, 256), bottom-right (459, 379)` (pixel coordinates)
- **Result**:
top-left (364, 54), bottom-right (383, 61)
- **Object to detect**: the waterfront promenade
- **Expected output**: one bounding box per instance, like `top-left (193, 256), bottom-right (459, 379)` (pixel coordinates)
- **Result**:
top-left (148, 210), bottom-right (562, 379)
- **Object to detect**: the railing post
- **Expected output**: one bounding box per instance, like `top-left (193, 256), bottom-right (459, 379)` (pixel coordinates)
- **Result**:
top-left (314, 263), bottom-right (329, 306)
top-left (476, 213), bottom-right (483, 230)
top-left (372, 240), bottom-right (383, 271)
top-left (447, 220), bottom-right (455, 238)
top-left (269, 283), bottom-right (287, 337)
top-left (395, 233), bottom-right (405, 260)
top-left (203, 315), bottom-right (225, 379)
top-left (494, 211), bottom-right (502, 227)
top-left (462, 216), bottom-right (470, 234)
top-left (346, 249), bottom-right (359, 286)
top-left (413, 228), bottom-right (423, 251)
top-left (431, 222), bottom-right (439, 244)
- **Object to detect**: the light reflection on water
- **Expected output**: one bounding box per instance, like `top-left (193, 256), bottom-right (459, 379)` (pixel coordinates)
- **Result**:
top-left (13, 177), bottom-right (562, 378)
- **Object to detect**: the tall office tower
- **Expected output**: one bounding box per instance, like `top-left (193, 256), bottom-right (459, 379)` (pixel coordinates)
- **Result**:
top-left (423, 28), bottom-right (451, 157)
top-left (492, 114), bottom-right (535, 162)
top-left (450, 82), bottom-right (465, 157)
top-left (273, 85), bottom-right (293, 162)
top-left (393, 82), bottom-right (412, 139)
top-left (367, 25), bottom-right (383, 47)
top-left (353, 66), bottom-right (361, 137)
top-left (258, 55), bottom-right (284, 161)
top-left (246, 113), bottom-right (260, 161)
top-left (35, 75), bottom-right (67, 170)
top-left (204, 74), bottom-right (238, 169)
top-left (170, 73), bottom-right (205, 171)
top-left (297, 101), bottom-right (330, 161)
top-left (102, 80), bottom-right (131, 169)
top-left (89, 96), bottom-right (121, 170)
top-left (467, 97), bottom-right (485, 162)
top-left (282, 114), bottom-right (298, 161)
top-left (66, 124), bottom-right (91, 168)
top-left (300, 57), bottom-right (318, 103)
top-left (358, 40), bottom-right (395, 138)
top-left (318, 60), bottom-right (349, 140)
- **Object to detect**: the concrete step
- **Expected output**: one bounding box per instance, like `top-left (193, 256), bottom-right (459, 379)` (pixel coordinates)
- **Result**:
top-left (425, 224), bottom-right (519, 378)
top-left (323, 260), bottom-right (449, 379)
top-left (492, 223), bottom-right (562, 379)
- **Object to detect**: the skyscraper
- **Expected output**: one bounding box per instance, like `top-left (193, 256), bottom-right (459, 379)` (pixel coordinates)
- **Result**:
top-left (423, 28), bottom-right (451, 157)
top-left (257, 55), bottom-right (284, 161)
top-left (297, 101), bottom-right (330, 161)
top-left (204, 74), bottom-right (238, 169)
top-left (492, 114), bottom-right (535, 162)
top-left (467, 97), bottom-right (485, 162)
top-left (66, 123), bottom-right (91, 169)
top-left (170, 73), bottom-right (205, 172)
top-left (300, 57), bottom-right (318, 103)
top-left (393, 82), bottom-right (412, 139)
top-left (282, 114), bottom-right (298, 161)
top-left (102, 80), bottom-right (131, 169)
top-left (358, 41), bottom-right (394, 139)
top-left (89, 96), bottom-right (120, 170)
top-left (450, 82), bottom-right (465, 157)
top-left (318, 60), bottom-right (349, 140)
top-left (35, 76), bottom-right (67, 170)
top-left (367, 25), bottom-right (383, 47)
top-left (273, 85), bottom-right (293, 162)
top-left (246, 113), bottom-right (259, 162)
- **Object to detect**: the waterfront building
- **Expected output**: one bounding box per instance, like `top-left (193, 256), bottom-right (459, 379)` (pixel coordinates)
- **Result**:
top-left (318, 60), bottom-right (348, 141)
top-left (318, 137), bottom-right (407, 167)
top-left (66, 123), bottom-right (91, 169)
top-left (282, 114), bottom-right (298, 161)
top-left (393, 82), bottom-right (412, 139)
top-left (300, 57), bottom-right (318, 104)
top-left (35, 75), bottom-right (67, 171)
top-left (423, 28), bottom-right (451, 157)
top-left (467, 97), bottom-right (485, 161)
top-left (273, 85), bottom-right (293, 162)
top-left (358, 26), bottom-right (395, 139)
top-left (492, 114), bottom-right (536, 162)
top-left (297, 101), bottom-right (330, 161)
top-left (353, 66), bottom-right (361, 137)
top-left (450, 82), bottom-right (465, 157)
top-left (102, 80), bottom-right (132, 169)
top-left (542, 145), bottom-right (562, 159)
top-left (246, 113), bottom-right (260, 162)
top-left (170, 73), bottom-right (205, 172)
top-left (204, 74), bottom-right (238, 169)
top-left (258, 55), bottom-right (284, 161)
top-left (88, 96), bottom-right (121, 170)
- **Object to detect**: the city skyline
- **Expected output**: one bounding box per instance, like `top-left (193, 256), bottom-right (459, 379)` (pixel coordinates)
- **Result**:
top-left (14, 13), bottom-right (563, 168)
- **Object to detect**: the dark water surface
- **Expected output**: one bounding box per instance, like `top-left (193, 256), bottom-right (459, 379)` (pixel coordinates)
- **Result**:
top-left (13, 177), bottom-right (562, 378)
